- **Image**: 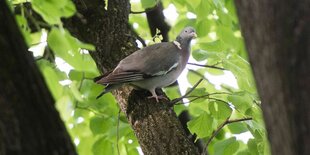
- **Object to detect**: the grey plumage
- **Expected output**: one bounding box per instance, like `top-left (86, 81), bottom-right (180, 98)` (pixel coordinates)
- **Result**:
top-left (95, 27), bottom-right (197, 102)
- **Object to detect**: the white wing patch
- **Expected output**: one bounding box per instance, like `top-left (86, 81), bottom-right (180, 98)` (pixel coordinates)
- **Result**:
top-left (152, 62), bottom-right (179, 76)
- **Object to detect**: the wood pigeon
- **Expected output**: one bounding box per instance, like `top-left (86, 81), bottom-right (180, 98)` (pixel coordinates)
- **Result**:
top-left (95, 27), bottom-right (197, 102)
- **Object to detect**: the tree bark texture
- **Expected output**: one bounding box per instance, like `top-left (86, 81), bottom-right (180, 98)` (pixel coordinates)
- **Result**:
top-left (0, 1), bottom-right (77, 155)
top-left (65, 0), bottom-right (199, 154)
top-left (235, 0), bottom-right (310, 154)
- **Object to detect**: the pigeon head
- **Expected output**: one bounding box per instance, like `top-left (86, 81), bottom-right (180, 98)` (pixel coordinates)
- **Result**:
top-left (176, 27), bottom-right (197, 45)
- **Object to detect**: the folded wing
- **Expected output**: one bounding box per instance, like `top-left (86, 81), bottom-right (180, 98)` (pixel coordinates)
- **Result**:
top-left (96, 42), bottom-right (180, 85)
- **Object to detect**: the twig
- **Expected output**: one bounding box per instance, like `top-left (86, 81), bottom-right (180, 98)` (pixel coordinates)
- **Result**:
top-left (188, 69), bottom-right (211, 83)
top-left (124, 33), bottom-right (146, 47)
top-left (75, 105), bottom-right (107, 117)
top-left (208, 97), bottom-right (242, 114)
top-left (116, 109), bottom-right (121, 155)
top-left (184, 92), bottom-right (232, 103)
top-left (130, 1), bottom-right (159, 14)
top-left (23, 6), bottom-right (40, 31)
top-left (74, 73), bottom-right (85, 108)
top-left (208, 97), bottom-right (229, 105)
top-left (187, 62), bottom-right (226, 70)
top-left (170, 78), bottom-right (203, 105)
top-left (136, 34), bottom-right (147, 47)
top-left (203, 117), bottom-right (253, 154)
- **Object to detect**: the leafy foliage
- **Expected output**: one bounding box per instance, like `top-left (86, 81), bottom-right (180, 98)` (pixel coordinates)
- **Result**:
top-left (9, 0), bottom-right (270, 154)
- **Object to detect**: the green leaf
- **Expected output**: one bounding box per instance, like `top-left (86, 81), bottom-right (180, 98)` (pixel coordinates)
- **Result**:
top-left (15, 15), bottom-right (31, 45)
top-left (214, 137), bottom-right (239, 155)
top-left (247, 139), bottom-right (259, 155)
top-left (206, 67), bottom-right (225, 75)
top-left (197, 20), bottom-right (211, 36)
top-left (69, 70), bottom-right (84, 81)
top-left (192, 50), bottom-right (225, 62)
top-left (209, 101), bottom-right (232, 120)
top-left (189, 101), bottom-right (209, 116)
top-left (192, 49), bottom-right (209, 61)
top-left (223, 54), bottom-right (256, 93)
top-left (89, 117), bottom-right (114, 135)
top-left (227, 122), bottom-right (248, 134)
top-left (227, 93), bottom-right (252, 113)
top-left (216, 25), bottom-right (238, 47)
top-left (70, 81), bottom-right (83, 102)
top-left (47, 28), bottom-right (97, 71)
top-left (32, 0), bottom-right (76, 24)
top-left (188, 87), bottom-right (207, 96)
top-left (217, 9), bottom-right (232, 26)
top-left (188, 112), bottom-right (213, 138)
top-left (200, 40), bottom-right (226, 52)
top-left (186, 0), bottom-right (201, 10)
top-left (141, 0), bottom-right (157, 9)
top-left (212, 0), bottom-right (224, 8)
top-left (92, 137), bottom-right (114, 155)
top-left (195, 0), bottom-right (211, 18)
top-left (37, 60), bottom-right (64, 99)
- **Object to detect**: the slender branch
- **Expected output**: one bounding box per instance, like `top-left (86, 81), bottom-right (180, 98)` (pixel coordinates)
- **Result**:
top-left (74, 73), bottom-right (108, 118)
top-left (175, 92), bottom-right (233, 105)
top-left (208, 97), bottom-right (230, 105)
top-left (135, 34), bottom-right (147, 47)
top-left (227, 117), bottom-right (253, 124)
top-left (170, 78), bottom-right (203, 105)
top-left (23, 6), bottom-right (40, 31)
top-left (116, 109), bottom-right (121, 155)
top-left (75, 105), bottom-right (107, 117)
top-left (188, 69), bottom-right (211, 83)
top-left (124, 32), bottom-right (146, 47)
top-left (130, 7), bottom-right (157, 14)
top-left (130, 1), bottom-right (159, 14)
top-left (208, 97), bottom-right (243, 114)
top-left (187, 62), bottom-right (226, 70)
top-left (203, 117), bottom-right (253, 154)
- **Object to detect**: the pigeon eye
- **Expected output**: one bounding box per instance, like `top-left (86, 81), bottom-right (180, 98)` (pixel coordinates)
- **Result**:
top-left (185, 30), bottom-right (188, 33)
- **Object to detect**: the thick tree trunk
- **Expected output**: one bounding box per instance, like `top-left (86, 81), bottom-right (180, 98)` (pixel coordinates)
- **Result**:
top-left (235, 0), bottom-right (310, 154)
top-left (0, 1), bottom-right (77, 155)
top-left (65, 0), bottom-right (199, 154)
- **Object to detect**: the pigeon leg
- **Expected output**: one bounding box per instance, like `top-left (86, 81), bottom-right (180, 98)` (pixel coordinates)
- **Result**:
top-left (157, 95), bottom-right (169, 101)
top-left (147, 89), bottom-right (159, 102)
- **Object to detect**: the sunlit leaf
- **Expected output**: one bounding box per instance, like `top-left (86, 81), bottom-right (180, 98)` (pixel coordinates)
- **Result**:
top-left (209, 101), bottom-right (232, 120)
top-left (90, 116), bottom-right (114, 135)
top-left (227, 122), bottom-right (248, 134)
top-left (188, 112), bottom-right (213, 138)
top-left (37, 60), bottom-right (64, 99)
top-left (141, 0), bottom-right (157, 9)
top-left (214, 137), bottom-right (239, 155)
top-left (92, 137), bottom-right (114, 155)
top-left (32, 0), bottom-right (76, 24)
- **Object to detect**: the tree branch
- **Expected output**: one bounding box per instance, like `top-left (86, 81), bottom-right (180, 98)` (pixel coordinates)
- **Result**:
top-left (170, 78), bottom-right (204, 105)
top-left (130, 3), bottom-right (159, 14)
top-left (187, 62), bottom-right (226, 70)
top-left (203, 117), bottom-right (253, 154)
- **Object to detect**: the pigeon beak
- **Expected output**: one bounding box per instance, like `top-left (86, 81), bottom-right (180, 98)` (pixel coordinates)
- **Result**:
top-left (191, 32), bottom-right (197, 38)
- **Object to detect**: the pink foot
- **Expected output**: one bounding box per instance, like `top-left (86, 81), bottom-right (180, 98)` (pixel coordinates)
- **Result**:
top-left (147, 95), bottom-right (168, 103)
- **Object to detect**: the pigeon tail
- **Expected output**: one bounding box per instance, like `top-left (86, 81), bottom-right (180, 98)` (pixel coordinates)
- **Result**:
top-left (96, 83), bottom-right (122, 99)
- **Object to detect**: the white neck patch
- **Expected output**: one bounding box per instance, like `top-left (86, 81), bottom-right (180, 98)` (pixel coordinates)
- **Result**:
top-left (173, 41), bottom-right (182, 50)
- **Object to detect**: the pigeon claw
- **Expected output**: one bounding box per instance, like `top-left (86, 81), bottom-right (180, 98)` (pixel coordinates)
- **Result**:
top-left (147, 95), bottom-right (168, 103)
top-left (147, 95), bottom-right (159, 102)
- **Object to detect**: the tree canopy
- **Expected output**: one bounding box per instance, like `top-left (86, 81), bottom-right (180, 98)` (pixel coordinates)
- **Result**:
top-left (6, 0), bottom-right (270, 154)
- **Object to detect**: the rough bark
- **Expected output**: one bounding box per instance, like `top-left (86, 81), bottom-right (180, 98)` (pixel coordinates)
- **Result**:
top-left (0, 1), bottom-right (77, 155)
top-left (235, 0), bottom-right (310, 154)
top-left (65, 0), bottom-right (199, 154)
